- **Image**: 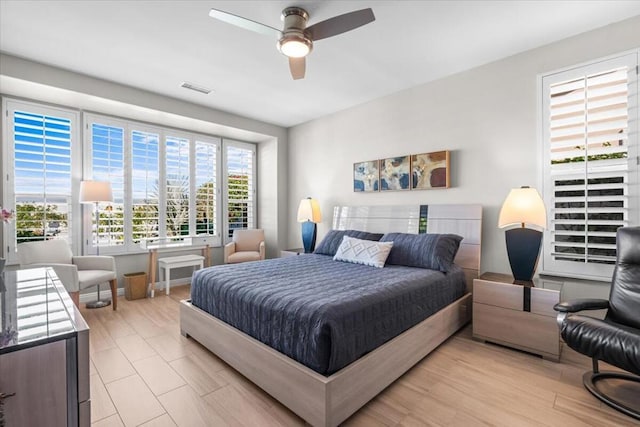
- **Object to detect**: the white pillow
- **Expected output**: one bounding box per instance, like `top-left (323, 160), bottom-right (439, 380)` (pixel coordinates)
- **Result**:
top-left (333, 236), bottom-right (394, 268)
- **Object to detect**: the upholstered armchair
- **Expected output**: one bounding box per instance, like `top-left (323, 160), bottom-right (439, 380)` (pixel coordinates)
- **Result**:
top-left (224, 229), bottom-right (266, 264)
top-left (17, 239), bottom-right (118, 310)
top-left (554, 226), bottom-right (640, 420)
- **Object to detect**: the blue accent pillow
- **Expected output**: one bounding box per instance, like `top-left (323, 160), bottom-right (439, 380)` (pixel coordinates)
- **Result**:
top-left (380, 233), bottom-right (463, 272)
top-left (314, 230), bottom-right (384, 256)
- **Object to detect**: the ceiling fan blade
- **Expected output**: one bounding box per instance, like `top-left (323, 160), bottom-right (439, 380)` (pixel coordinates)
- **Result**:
top-left (289, 57), bottom-right (306, 80)
top-left (209, 8), bottom-right (281, 38)
top-left (306, 8), bottom-right (375, 41)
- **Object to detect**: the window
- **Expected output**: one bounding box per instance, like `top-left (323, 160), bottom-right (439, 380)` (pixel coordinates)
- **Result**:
top-left (84, 114), bottom-right (224, 252)
top-left (131, 129), bottom-right (160, 243)
top-left (3, 103), bottom-right (255, 258)
top-left (3, 99), bottom-right (80, 261)
top-left (541, 52), bottom-right (639, 280)
top-left (224, 140), bottom-right (256, 240)
top-left (195, 140), bottom-right (218, 236)
top-left (89, 121), bottom-right (125, 248)
top-left (164, 135), bottom-right (190, 238)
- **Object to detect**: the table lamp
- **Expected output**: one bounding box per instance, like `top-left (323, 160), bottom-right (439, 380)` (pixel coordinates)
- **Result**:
top-left (297, 197), bottom-right (321, 253)
top-left (498, 186), bottom-right (547, 282)
top-left (79, 180), bottom-right (113, 308)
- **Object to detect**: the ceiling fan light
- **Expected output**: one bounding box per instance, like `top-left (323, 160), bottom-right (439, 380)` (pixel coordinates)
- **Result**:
top-left (278, 34), bottom-right (312, 58)
top-left (281, 40), bottom-right (309, 57)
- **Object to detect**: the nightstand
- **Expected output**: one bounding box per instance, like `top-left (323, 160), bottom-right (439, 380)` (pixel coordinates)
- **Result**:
top-left (280, 248), bottom-right (306, 257)
top-left (472, 272), bottom-right (563, 361)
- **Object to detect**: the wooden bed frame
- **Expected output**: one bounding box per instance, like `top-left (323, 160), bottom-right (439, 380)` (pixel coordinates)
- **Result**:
top-left (180, 204), bottom-right (482, 426)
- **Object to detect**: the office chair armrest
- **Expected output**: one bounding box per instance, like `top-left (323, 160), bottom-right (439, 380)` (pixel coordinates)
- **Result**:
top-left (73, 255), bottom-right (116, 272)
top-left (554, 298), bottom-right (610, 313)
top-left (224, 242), bottom-right (236, 263)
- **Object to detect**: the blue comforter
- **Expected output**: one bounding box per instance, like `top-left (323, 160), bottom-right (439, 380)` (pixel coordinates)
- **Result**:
top-left (190, 254), bottom-right (466, 375)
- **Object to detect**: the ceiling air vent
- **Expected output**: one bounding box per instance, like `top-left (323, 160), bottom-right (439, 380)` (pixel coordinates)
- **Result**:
top-left (180, 82), bottom-right (212, 94)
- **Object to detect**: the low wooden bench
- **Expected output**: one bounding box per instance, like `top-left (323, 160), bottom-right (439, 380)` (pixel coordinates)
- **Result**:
top-left (156, 254), bottom-right (205, 296)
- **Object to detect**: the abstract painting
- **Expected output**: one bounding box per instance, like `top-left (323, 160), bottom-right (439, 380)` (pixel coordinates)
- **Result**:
top-left (411, 151), bottom-right (450, 190)
top-left (353, 160), bottom-right (379, 192)
top-left (380, 156), bottom-right (410, 191)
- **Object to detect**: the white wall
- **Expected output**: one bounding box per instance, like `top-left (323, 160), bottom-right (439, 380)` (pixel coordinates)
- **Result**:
top-left (258, 137), bottom-right (286, 258)
top-left (287, 15), bottom-right (640, 277)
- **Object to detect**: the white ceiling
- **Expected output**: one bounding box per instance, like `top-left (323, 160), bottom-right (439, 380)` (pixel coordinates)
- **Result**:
top-left (1, 1), bottom-right (640, 128)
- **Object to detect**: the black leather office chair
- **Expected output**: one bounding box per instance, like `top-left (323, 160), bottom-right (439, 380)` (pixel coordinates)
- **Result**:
top-left (554, 226), bottom-right (640, 420)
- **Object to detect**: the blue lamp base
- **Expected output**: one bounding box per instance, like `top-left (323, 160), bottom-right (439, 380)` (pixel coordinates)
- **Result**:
top-left (301, 221), bottom-right (317, 253)
top-left (505, 227), bottom-right (543, 282)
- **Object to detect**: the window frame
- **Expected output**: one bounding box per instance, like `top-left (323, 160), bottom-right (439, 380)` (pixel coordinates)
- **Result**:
top-left (540, 51), bottom-right (639, 281)
top-left (194, 136), bottom-right (221, 238)
top-left (129, 123), bottom-right (163, 247)
top-left (163, 130), bottom-right (192, 241)
top-left (223, 139), bottom-right (257, 243)
top-left (2, 98), bottom-right (81, 263)
top-left (83, 114), bottom-right (129, 254)
top-left (2, 100), bottom-right (256, 260)
top-left (83, 113), bottom-right (224, 254)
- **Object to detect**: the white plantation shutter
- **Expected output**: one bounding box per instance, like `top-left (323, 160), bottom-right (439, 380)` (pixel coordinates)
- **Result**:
top-left (194, 140), bottom-right (219, 237)
top-left (3, 100), bottom-right (79, 261)
top-left (225, 140), bottom-right (256, 240)
top-left (131, 128), bottom-right (160, 243)
top-left (85, 116), bottom-right (225, 249)
top-left (86, 118), bottom-right (126, 250)
top-left (542, 53), bottom-right (639, 280)
top-left (165, 135), bottom-right (190, 238)
top-left (4, 103), bottom-right (251, 257)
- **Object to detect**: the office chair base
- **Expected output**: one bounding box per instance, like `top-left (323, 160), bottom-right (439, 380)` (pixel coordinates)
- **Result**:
top-left (584, 370), bottom-right (640, 420)
top-left (86, 299), bottom-right (111, 309)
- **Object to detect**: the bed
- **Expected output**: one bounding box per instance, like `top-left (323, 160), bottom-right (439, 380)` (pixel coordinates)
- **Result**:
top-left (180, 204), bottom-right (482, 426)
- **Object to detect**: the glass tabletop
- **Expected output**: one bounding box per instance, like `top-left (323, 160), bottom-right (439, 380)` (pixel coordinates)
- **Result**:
top-left (0, 267), bottom-right (79, 353)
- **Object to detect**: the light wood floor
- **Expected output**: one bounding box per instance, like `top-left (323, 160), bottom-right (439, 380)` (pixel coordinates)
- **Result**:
top-left (82, 285), bottom-right (639, 427)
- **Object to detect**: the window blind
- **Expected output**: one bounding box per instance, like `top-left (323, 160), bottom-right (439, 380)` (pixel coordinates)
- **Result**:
top-left (226, 142), bottom-right (256, 238)
top-left (542, 53), bottom-right (638, 279)
top-left (165, 135), bottom-right (190, 238)
top-left (12, 109), bottom-right (74, 248)
top-left (195, 140), bottom-right (218, 236)
top-left (90, 122), bottom-right (125, 248)
top-left (131, 130), bottom-right (160, 243)
top-left (3, 102), bottom-right (243, 257)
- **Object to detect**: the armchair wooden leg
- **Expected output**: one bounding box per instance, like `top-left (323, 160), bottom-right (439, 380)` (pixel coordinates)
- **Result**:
top-left (70, 291), bottom-right (80, 309)
top-left (110, 279), bottom-right (118, 311)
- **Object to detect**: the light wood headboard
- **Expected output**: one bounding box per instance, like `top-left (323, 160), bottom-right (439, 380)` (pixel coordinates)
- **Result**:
top-left (332, 204), bottom-right (482, 292)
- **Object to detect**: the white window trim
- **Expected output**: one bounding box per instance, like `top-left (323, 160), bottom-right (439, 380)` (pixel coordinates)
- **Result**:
top-left (539, 50), bottom-right (640, 281)
top-left (2, 98), bottom-right (81, 262)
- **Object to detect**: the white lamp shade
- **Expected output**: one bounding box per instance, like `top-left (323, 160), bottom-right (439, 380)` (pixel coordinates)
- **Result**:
top-left (79, 181), bottom-right (113, 203)
top-left (297, 198), bottom-right (322, 223)
top-left (498, 187), bottom-right (546, 229)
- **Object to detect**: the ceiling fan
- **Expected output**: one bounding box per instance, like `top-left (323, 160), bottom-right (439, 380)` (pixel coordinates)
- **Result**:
top-left (209, 6), bottom-right (375, 80)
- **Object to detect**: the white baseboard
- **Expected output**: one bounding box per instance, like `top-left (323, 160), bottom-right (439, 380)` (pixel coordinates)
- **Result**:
top-left (79, 278), bottom-right (192, 303)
